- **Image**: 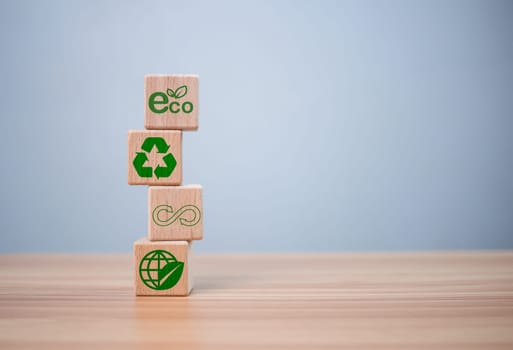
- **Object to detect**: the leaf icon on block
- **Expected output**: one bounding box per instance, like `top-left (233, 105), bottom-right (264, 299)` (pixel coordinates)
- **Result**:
top-left (167, 88), bottom-right (175, 97)
top-left (174, 85), bottom-right (188, 98)
top-left (158, 261), bottom-right (184, 290)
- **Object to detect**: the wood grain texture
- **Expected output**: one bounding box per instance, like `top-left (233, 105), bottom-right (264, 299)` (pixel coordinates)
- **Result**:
top-left (148, 185), bottom-right (203, 241)
top-left (127, 130), bottom-right (182, 185)
top-left (1, 252), bottom-right (512, 349)
top-left (144, 74), bottom-right (199, 130)
top-left (134, 238), bottom-right (192, 296)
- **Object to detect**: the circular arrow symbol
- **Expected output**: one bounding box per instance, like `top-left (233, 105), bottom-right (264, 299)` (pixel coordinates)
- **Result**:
top-left (132, 137), bottom-right (177, 178)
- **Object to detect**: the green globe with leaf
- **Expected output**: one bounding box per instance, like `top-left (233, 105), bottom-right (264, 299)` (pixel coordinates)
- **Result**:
top-left (139, 250), bottom-right (184, 290)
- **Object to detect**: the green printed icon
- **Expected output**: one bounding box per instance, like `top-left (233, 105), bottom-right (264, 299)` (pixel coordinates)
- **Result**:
top-left (166, 85), bottom-right (188, 99)
top-left (148, 85), bottom-right (194, 114)
top-left (152, 204), bottom-right (201, 227)
top-left (133, 137), bottom-right (176, 179)
top-left (139, 250), bottom-right (184, 290)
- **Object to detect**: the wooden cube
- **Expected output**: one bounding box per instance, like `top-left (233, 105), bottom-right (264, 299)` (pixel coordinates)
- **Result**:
top-left (144, 74), bottom-right (199, 130)
top-left (148, 185), bottom-right (203, 241)
top-left (127, 130), bottom-right (182, 185)
top-left (134, 238), bottom-right (193, 296)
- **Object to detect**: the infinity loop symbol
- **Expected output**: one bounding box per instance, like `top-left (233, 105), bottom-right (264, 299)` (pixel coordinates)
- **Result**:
top-left (152, 204), bottom-right (201, 227)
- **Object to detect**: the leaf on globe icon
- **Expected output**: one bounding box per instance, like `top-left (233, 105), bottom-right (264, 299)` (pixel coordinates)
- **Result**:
top-left (158, 261), bottom-right (184, 290)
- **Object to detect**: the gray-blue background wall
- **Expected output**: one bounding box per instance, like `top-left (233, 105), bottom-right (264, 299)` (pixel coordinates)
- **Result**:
top-left (1, 0), bottom-right (512, 252)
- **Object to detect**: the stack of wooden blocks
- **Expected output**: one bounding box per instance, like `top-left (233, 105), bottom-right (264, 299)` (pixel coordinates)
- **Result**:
top-left (128, 74), bottom-right (202, 296)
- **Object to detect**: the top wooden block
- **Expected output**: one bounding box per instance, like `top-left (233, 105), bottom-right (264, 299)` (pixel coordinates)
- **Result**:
top-left (144, 75), bottom-right (199, 131)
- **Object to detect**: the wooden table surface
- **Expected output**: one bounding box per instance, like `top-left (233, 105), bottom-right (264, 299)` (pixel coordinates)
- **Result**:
top-left (1, 252), bottom-right (512, 349)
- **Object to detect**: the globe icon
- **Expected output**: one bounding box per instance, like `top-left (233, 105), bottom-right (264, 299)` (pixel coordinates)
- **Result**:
top-left (139, 250), bottom-right (183, 290)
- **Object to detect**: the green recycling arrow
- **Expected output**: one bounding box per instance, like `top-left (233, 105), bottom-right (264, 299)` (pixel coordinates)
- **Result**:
top-left (155, 153), bottom-right (177, 179)
top-left (141, 137), bottom-right (170, 154)
top-left (133, 152), bottom-right (152, 177)
top-left (132, 137), bottom-right (177, 179)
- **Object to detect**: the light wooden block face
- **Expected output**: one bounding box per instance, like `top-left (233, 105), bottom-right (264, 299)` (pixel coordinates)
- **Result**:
top-left (134, 238), bottom-right (193, 296)
top-left (144, 75), bottom-right (199, 130)
top-left (127, 130), bottom-right (182, 185)
top-left (148, 185), bottom-right (203, 241)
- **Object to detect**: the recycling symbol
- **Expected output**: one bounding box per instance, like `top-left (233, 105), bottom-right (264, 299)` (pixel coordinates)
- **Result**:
top-left (133, 137), bottom-right (177, 179)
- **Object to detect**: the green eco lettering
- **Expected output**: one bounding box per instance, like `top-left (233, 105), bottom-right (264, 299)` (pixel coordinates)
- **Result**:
top-left (169, 101), bottom-right (180, 113)
top-left (152, 204), bottom-right (202, 227)
top-left (148, 85), bottom-right (194, 114)
top-left (148, 92), bottom-right (168, 113)
top-left (182, 101), bottom-right (193, 113)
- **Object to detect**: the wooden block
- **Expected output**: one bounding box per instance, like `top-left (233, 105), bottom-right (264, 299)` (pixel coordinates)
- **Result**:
top-left (148, 185), bottom-right (203, 241)
top-left (127, 130), bottom-right (182, 185)
top-left (134, 238), bottom-right (193, 296)
top-left (144, 74), bottom-right (199, 130)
